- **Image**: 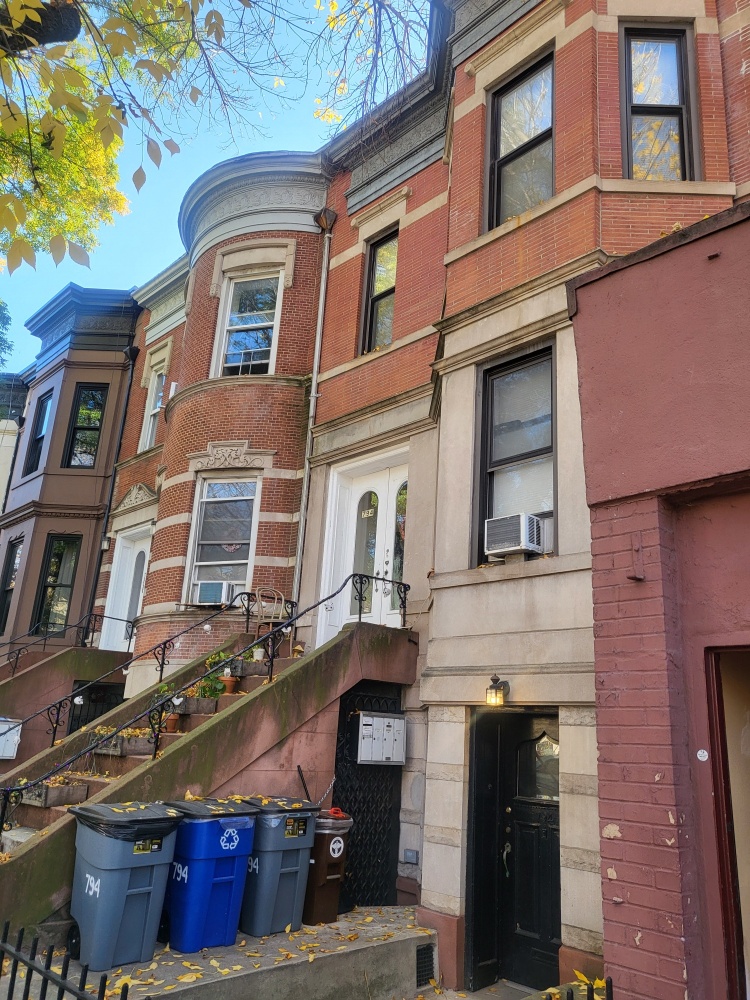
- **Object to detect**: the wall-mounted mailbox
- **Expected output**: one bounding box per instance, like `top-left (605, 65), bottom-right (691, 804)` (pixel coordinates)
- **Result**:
top-left (352, 712), bottom-right (406, 765)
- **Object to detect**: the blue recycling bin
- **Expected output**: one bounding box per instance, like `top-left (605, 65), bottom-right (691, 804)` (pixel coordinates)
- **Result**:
top-left (163, 797), bottom-right (259, 952)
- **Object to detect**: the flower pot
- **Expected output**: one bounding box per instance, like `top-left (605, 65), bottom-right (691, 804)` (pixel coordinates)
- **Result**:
top-left (23, 781), bottom-right (88, 808)
top-left (91, 733), bottom-right (153, 756)
top-left (165, 714), bottom-right (180, 733)
top-left (222, 676), bottom-right (239, 694)
top-left (175, 696), bottom-right (217, 715)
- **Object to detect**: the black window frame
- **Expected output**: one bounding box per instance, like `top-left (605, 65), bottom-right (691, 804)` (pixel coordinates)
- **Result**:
top-left (62, 383), bottom-right (109, 469)
top-left (23, 390), bottom-right (53, 477)
top-left (476, 345), bottom-right (556, 564)
top-left (488, 54), bottom-right (555, 232)
top-left (0, 537), bottom-right (23, 635)
top-left (31, 533), bottom-right (82, 636)
top-left (361, 228), bottom-right (399, 355)
top-left (622, 27), bottom-right (694, 181)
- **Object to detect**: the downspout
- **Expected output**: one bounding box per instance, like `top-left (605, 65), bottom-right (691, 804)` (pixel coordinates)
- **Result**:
top-left (292, 206), bottom-right (337, 604)
top-left (84, 340), bottom-right (140, 621)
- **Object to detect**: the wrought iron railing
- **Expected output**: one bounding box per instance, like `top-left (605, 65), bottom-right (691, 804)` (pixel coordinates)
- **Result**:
top-left (545, 983), bottom-right (614, 1000)
top-left (0, 923), bottom-right (131, 1000)
top-left (0, 572), bottom-right (409, 833)
top-left (1, 612), bottom-right (136, 677)
top-left (0, 590), bottom-right (287, 750)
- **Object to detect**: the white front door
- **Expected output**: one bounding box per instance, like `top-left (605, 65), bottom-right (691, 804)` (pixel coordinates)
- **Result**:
top-left (100, 529), bottom-right (151, 651)
top-left (320, 463), bottom-right (408, 642)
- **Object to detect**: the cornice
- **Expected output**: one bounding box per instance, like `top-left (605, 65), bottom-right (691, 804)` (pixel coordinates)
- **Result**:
top-left (164, 374), bottom-right (309, 421)
top-left (463, 0), bottom-right (570, 77)
top-left (0, 501), bottom-right (106, 531)
top-left (134, 255), bottom-right (190, 308)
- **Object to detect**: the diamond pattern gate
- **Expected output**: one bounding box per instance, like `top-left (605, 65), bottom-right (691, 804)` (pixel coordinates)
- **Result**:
top-left (332, 680), bottom-right (402, 912)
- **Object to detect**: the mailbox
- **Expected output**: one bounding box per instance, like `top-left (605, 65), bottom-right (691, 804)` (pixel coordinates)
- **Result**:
top-left (351, 711), bottom-right (406, 765)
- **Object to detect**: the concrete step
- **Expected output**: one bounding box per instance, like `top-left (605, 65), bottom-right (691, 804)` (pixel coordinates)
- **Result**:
top-left (1, 825), bottom-right (35, 853)
top-left (11, 803), bottom-right (69, 830)
top-left (90, 752), bottom-right (151, 776)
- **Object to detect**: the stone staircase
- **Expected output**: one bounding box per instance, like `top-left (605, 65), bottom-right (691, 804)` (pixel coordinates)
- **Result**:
top-left (0, 623), bottom-right (418, 938)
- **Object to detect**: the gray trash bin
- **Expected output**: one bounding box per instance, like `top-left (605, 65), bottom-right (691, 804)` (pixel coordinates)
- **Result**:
top-left (239, 796), bottom-right (320, 936)
top-left (70, 802), bottom-right (183, 971)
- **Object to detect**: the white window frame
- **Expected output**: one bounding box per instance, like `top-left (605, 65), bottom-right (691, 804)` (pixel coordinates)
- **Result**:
top-left (209, 269), bottom-right (284, 379)
top-left (181, 473), bottom-right (263, 606)
top-left (138, 366), bottom-right (166, 453)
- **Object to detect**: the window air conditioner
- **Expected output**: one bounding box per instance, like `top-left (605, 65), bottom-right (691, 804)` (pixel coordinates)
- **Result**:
top-left (484, 513), bottom-right (543, 558)
top-left (195, 581), bottom-right (239, 605)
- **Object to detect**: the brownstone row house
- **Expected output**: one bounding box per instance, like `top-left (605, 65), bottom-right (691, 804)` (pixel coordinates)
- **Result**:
top-left (1, 0), bottom-right (749, 991)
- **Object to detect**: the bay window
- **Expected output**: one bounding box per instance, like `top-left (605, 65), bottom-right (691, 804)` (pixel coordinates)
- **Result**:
top-left (190, 480), bottom-right (257, 604)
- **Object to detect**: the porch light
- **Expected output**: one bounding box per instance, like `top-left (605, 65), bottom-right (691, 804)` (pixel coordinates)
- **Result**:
top-left (486, 675), bottom-right (510, 707)
top-left (314, 206), bottom-right (338, 232)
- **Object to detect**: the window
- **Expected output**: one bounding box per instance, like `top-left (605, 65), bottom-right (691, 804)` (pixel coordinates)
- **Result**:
top-left (190, 480), bottom-right (256, 604)
top-left (221, 275), bottom-right (281, 376)
top-left (482, 352), bottom-right (554, 552)
top-left (32, 535), bottom-right (81, 634)
top-left (624, 30), bottom-right (691, 180)
top-left (490, 57), bottom-right (554, 229)
top-left (0, 539), bottom-right (23, 634)
top-left (141, 370), bottom-right (165, 452)
top-left (23, 391), bottom-right (53, 476)
top-left (363, 232), bottom-right (398, 353)
top-left (63, 384), bottom-right (108, 467)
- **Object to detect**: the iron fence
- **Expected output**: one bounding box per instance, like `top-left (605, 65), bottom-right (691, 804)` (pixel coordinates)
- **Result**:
top-left (0, 924), bottom-right (132, 1000)
top-left (545, 982), bottom-right (614, 1000)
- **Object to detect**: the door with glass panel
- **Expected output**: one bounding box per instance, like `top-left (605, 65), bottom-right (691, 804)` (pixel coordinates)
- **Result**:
top-left (100, 529), bottom-right (150, 651)
top-left (190, 480), bottom-right (257, 605)
top-left (344, 466), bottom-right (408, 627)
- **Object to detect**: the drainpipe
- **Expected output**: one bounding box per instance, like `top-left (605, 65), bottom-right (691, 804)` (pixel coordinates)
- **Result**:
top-left (292, 206), bottom-right (337, 604)
top-left (1, 412), bottom-right (24, 515)
top-left (84, 341), bottom-right (140, 622)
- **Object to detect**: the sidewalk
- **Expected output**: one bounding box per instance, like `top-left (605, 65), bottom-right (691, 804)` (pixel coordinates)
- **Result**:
top-left (412, 979), bottom-right (532, 999)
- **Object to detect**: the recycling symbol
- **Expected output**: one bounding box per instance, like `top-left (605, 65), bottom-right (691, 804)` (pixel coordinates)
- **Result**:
top-left (220, 828), bottom-right (240, 851)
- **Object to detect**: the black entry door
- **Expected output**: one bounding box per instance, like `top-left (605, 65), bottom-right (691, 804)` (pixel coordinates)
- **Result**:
top-left (467, 710), bottom-right (561, 992)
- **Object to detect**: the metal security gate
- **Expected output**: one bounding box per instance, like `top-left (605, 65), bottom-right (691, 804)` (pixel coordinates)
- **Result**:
top-left (66, 681), bottom-right (126, 735)
top-left (332, 680), bottom-right (402, 911)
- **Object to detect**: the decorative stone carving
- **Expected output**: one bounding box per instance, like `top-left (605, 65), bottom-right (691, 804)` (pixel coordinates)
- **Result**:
top-left (187, 441), bottom-right (276, 473)
top-left (114, 483), bottom-right (158, 512)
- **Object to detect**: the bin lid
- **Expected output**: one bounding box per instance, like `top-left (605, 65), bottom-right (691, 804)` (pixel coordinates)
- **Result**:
top-left (240, 794), bottom-right (321, 815)
top-left (70, 801), bottom-right (184, 841)
top-left (164, 796), bottom-right (260, 819)
top-left (315, 808), bottom-right (353, 833)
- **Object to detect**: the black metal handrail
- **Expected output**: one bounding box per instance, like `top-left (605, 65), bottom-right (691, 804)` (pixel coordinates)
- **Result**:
top-left (545, 982), bottom-right (614, 1000)
top-left (2, 612), bottom-right (137, 677)
top-left (0, 923), bottom-right (131, 1000)
top-left (0, 572), bottom-right (409, 832)
top-left (0, 590), bottom-right (284, 749)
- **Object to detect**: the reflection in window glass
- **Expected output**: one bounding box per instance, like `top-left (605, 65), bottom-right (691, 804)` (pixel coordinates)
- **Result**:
top-left (192, 481), bottom-right (256, 603)
top-left (626, 33), bottom-right (687, 181)
top-left (143, 372), bottom-right (165, 451)
top-left (66, 385), bottom-right (108, 467)
top-left (365, 235), bottom-right (398, 353)
top-left (499, 139), bottom-right (554, 222)
top-left (631, 115), bottom-right (682, 181)
top-left (491, 359), bottom-right (552, 463)
top-left (24, 392), bottom-right (52, 476)
top-left (34, 536), bottom-right (81, 634)
top-left (351, 491), bottom-right (379, 614)
top-left (500, 63), bottom-right (553, 157)
top-left (390, 482), bottom-right (408, 610)
top-left (517, 732), bottom-right (560, 800)
top-left (0, 539), bottom-right (23, 634)
top-left (631, 39), bottom-right (679, 104)
top-left (223, 276), bottom-right (279, 376)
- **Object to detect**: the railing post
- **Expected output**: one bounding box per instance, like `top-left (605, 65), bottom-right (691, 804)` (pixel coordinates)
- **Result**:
top-left (605, 977), bottom-right (613, 1000)
top-left (0, 789), bottom-right (10, 837)
top-left (48, 701), bottom-right (64, 748)
top-left (266, 632), bottom-right (276, 684)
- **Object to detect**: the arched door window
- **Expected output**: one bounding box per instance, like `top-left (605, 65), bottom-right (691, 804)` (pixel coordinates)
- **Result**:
top-left (350, 490), bottom-right (379, 614)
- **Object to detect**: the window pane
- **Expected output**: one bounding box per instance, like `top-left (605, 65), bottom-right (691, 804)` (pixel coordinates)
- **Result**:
top-left (40, 586), bottom-right (72, 630)
top-left (198, 543), bottom-right (251, 562)
top-left (153, 373), bottom-right (165, 412)
top-left (517, 733), bottom-right (559, 800)
top-left (206, 482), bottom-right (256, 500)
top-left (631, 39), bottom-right (679, 105)
top-left (46, 538), bottom-right (79, 586)
top-left (228, 277), bottom-right (278, 328)
top-left (371, 294), bottom-right (394, 350)
top-left (631, 114), bottom-right (682, 180)
top-left (69, 429), bottom-right (100, 467)
top-left (499, 138), bottom-right (553, 223)
top-left (0, 541), bottom-right (23, 634)
top-left (350, 490), bottom-right (379, 614)
top-left (76, 388), bottom-right (106, 427)
top-left (491, 360), bottom-right (552, 463)
top-left (491, 455), bottom-right (553, 518)
top-left (199, 499), bottom-right (254, 542)
top-left (373, 236), bottom-right (398, 295)
top-left (500, 63), bottom-right (552, 157)
top-left (390, 481), bottom-right (407, 610)
top-left (195, 564), bottom-right (247, 582)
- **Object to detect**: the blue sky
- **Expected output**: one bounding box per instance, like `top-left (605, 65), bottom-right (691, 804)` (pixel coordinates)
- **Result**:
top-left (1, 100), bottom-right (329, 373)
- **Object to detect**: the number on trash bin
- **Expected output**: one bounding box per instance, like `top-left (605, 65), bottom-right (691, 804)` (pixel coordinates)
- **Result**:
top-left (172, 861), bottom-right (188, 883)
top-left (248, 856), bottom-right (259, 875)
top-left (85, 874), bottom-right (101, 897)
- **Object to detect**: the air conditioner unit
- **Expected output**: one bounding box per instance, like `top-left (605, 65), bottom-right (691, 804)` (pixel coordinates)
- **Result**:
top-left (195, 581), bottom-right (239, 605)
top-left (485, 513), bottom-right (543, 558)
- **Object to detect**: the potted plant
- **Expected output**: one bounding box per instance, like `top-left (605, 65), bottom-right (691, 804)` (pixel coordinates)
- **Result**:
top-left (205, 650), bottom-right (239, 691)
top-left (153, 682), bottom-right (180, 732)
top-left (174, 675), bottom-right (226, 715)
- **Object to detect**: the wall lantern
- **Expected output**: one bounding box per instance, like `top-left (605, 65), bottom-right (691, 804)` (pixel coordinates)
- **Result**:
top-left (314, 206), bottom-right (338, 232)
top-left (486, 675), bottom-right (510, 707)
